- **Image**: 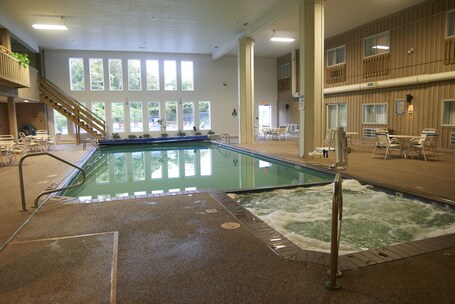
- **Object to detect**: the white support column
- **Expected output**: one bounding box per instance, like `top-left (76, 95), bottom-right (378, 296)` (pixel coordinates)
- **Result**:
top-left (238, 37), bottom-right (255, 145)
top-left (299, 0), bottom-right (325, 157)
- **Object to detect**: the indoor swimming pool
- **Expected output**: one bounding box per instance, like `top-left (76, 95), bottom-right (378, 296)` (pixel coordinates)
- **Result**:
top-left (63, 142), bottom-right (333, 200)
top-left (235, 180), bottom-right (455, 254)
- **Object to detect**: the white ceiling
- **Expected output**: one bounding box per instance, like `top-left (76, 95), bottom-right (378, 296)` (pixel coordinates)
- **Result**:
top-left (0, 0), bottom-right (426, 58)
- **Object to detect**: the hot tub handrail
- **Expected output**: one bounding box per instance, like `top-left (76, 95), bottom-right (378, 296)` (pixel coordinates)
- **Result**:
top-left (18, 152), bottom-right (86, 211)
top-left (325, 172), bottom-right (343, 290)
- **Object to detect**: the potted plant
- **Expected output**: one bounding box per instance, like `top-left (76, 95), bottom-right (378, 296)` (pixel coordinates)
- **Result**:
top-left (157, 119), bottom-right (167, 137)
top-left (177, 130), bottom-right (186, 136)
top-left (112, 133), bottom-right (121, 139)
top-left (207, 130), bottom-right (215, 135)
top-left (10, 52), bottom-right (30, 67)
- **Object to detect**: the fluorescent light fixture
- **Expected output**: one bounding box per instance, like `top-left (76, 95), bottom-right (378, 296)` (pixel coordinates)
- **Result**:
top-left (32, 24), bottom-right (68, 30)
top-left (270, 29), bottom-right (295, 43)
top-left (270, 37), bottom-right (295, 42)
top-left (372, 45), bottom-right (389, 50)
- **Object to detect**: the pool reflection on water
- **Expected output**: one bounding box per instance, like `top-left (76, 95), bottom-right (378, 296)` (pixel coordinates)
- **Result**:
top-left (63, 142), bottom-right (333, 200)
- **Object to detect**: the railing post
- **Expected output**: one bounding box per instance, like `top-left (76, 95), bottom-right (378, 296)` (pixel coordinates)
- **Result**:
top-left (325, 173), bottom-right (343, 290)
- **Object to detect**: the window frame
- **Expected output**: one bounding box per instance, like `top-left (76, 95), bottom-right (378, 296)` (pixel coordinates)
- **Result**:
top-left (327, 45), bottom-right (346, 67)
top-left (108, 58), bottom-right (123, 91)
top-left (146, 59), bottom-right (160, 91)
top-left (362, 103), bottom-right (388, 125)
top-left (89, 58), bottom-right (104, 91)
top-left (182, 101), bottom-right (195, 131)
top-left (364, 31), bottom-right (390, 58)
top-left (127, 59), bottom-right (142, 91)
top-left (442, 99), bottom-right (455, 126)
top-left (129, 101), bottom-right (144, 132)
top-left (326, 102), bottom-right (347, 130)
top-left (164, 60), bottom-right (177, 91)
top-left (148, 101), bottom-right (161, 131)
top-left (447, 9), bottom-right (455, 38)
top-left (181, 61), bottom-right (194, 91)
top-left (198, 101), bottom-right (211, 130)
top-left (69, 57), bottom-right (85, 91)
top-left (111, 102), bottom-right (126, 133)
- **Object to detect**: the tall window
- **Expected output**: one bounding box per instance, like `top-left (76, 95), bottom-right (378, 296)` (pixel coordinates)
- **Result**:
top-left (89, 58), bottom-right (104, 90)
top-left (165, 101), bottom-right (178, 131)
top-left (148, 102), bottom-right (160, 131)
top-left (53, 110), bottom-right (68, 135)
top-left (364, 32), bottom-right (389, 57)
top-left (164, 60), bottom-right (177, 90)
top-left (129, 101), bottom-right (143, 132)
top-left (128, 59), bottom-right (142, 90)
top-left (442, 100), bottom-right (455, 126)
top-left (111, 102), bottom-right (125, 132)
top-left (69, 58), bottom-right (85, 91)
top-left (182, 102), bottom-right (194, 130)
top-left (198, 101), bottom-right (211, 130)
top-left (327, 103), bottom-right (347, 129)
top-left (91, 102), bottom-right (106, 120)
top-left (181, 61), bottom-right (194, 91)
top-left (363, 104), bottom-right (387, 124)
top-left (146, 60), bottom-right (160, 90)
top-left (327, 46), bottom-right (345, 66)
top-left (448, 10), bottom-right (455, 37)
top-left (109, 59), bottom-right (123, 91)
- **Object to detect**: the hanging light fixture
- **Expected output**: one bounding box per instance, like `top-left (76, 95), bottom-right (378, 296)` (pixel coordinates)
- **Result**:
top-left (270, 29), bottom-right (295, 42)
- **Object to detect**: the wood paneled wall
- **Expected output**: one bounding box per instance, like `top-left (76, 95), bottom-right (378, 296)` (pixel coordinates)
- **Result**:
top-left (277, 0), bottom-right (455, 149)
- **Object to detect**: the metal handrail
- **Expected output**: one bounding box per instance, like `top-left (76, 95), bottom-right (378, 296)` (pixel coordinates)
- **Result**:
top-left (83, 137), bottom-right (99, 151)
top-left (325, 172), bottom-right (343, 290)
top-left (216, 133), bottom-right (230, 144)
top-left (18, 152), bottom-right (86, 211)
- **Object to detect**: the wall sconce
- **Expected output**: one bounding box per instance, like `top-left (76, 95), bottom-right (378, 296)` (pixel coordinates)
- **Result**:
top-left (406, 94), bottom-right (413, 103)
top-left (232, 109), bottom-right (237, 117)
top-left (408, 104), bottom-right (414, 114)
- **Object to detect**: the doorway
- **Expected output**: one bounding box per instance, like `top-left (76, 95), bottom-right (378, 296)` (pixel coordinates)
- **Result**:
top-left (258, 105), bottom-right (271, 129)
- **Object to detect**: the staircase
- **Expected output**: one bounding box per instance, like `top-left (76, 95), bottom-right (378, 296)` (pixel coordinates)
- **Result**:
top-left (38, 78), bottom-right (107, 143)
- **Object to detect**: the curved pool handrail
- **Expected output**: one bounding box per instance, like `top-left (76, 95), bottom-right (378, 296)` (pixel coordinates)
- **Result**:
top-left (18, 152), bottom-right (86, 211)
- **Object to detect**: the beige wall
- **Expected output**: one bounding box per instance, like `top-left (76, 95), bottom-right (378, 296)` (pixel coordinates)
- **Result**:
top-left (277, 0), bottom-right (455, 149)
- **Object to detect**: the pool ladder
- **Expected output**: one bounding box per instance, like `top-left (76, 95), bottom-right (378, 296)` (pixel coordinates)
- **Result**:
top-left (215, 133), bottom-right (230, 144)
top-left (83, 137), bottom-right (99, 151)
top-left (325, 173), bottom-right (343, 290)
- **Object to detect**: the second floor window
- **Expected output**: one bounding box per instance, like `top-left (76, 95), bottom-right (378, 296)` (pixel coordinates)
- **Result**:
top-left (164, 60), bottom-right (177, 91)
top-left (327, 46), bottom-right (345, 66)
top-left (109, 59), bottom-right (123, 91)
top-left (364, 32), bottom-right (389, 57)
top-left (146, 60), bottom-right (160, 90)
top-left (128, 59), bottom-right (142, 90)
top-left (442, 100), bottom-right (455, 126)
top-left (181, 61), bottom-right (194, 91)
top-left (69, 58), bottom-right (85, 91)
top-left (89, 58), bottom-right (104, 91)
top-left (448, 10), bottom-right (455, 37)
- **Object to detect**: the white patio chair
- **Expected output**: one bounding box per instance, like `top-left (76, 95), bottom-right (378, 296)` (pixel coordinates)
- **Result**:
top-left (408, 134), bottom-right (428, 161)
top-left (421, 129), bottom-right (439, 157)
top-left (372, 134), bottom-right (401, 160)
top-left (47, 133), bottom-right (62, 151)
top-left (0, 135), bottom-right (16, 165)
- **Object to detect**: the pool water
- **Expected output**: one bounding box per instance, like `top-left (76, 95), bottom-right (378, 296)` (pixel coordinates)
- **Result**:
top-left (64, 142), bottom-right (333, 200)
top-left (235, 180), bottom-right (455, 254)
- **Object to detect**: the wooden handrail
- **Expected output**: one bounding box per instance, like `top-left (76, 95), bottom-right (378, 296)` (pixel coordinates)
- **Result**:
top-left (38, 77), bottom-right (107, 138)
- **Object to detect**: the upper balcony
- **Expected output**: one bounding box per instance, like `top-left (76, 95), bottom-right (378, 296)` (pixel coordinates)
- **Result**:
top-left (0, 47), bottom-right (30, 88)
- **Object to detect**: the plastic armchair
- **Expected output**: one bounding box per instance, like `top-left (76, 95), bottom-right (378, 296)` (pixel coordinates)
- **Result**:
top-left (409, 134), bottom-right (427, 161)
top-left (373, 134), bottom-right (401, 160)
